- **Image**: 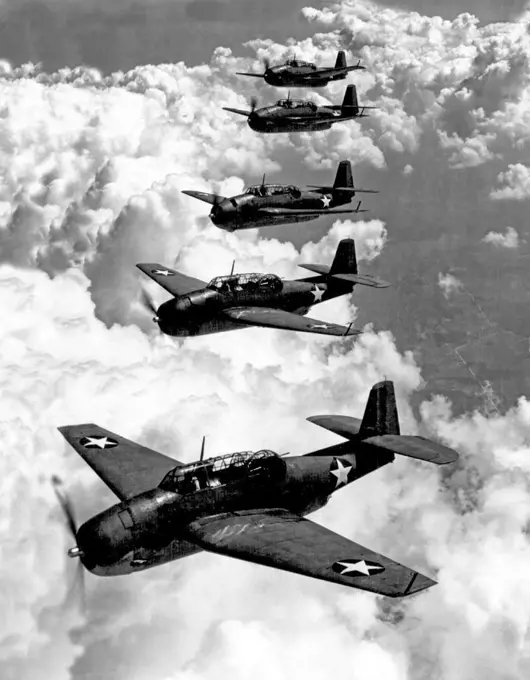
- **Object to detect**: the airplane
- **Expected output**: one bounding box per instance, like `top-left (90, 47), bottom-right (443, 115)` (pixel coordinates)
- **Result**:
top-left (55, 380), bottom-right (460, 598)
top-left (136, 239), bottom-right (390, 338)
top-left (181, 160), bottom-right (377, 231)
top-left (223, 85), bottom-right (376, 133)
top-left (236, 50), bottom-right (365, 88)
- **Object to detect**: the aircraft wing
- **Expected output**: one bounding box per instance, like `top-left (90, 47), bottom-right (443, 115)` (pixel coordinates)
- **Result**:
top-left (181, 190), bottom-right (223, 206)
top-left (136, 263), bottom-right (207, 297)
top-left (222, 306), bottom-right (361, 337)
top-left (258, 207), bottom-right (367, 216)
top-left (185, 509), bottom-right (436, 597)
top-left (58, 424), bottom-right (183, 500)
top-left (236, 72), bottom-right (265, 78)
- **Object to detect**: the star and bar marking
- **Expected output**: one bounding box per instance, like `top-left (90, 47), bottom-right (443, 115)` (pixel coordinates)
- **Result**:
top-left (311, 285), bottom-right (324, 302)
top-left (79, 436), bottom-right (119, 449)
top-left (330, 457), bottom-right (353, 488)
top-left (320, 195), bottom-right (332, 208)
top-left (152, 269), bottom-right (175, 277)
top-left (332, 559), bottom-right (385, 577)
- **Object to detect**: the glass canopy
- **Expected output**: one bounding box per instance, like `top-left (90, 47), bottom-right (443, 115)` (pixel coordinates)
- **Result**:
top-left (276, 99), bottom-right (316, 110)
top-left (159, 449), bottom-right (286, 494)
top-left (284, 59), bottom-right (314, 68)
top-left (206, 273), bottom-right (283, 294)
top-left (245, 184), bottom-right (298, 197)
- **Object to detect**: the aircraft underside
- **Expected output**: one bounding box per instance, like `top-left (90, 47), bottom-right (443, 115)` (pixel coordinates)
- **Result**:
top-left (251, 121), bottom-right (333, 133)
top-left (215, 213), bottom-right (320, 231)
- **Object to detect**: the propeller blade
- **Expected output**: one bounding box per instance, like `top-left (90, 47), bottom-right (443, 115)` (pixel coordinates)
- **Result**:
top-left (52, 475), bottom-right (77, 538)
top-left (52, 476), bottom-right (87, 610)
top-left (250, 96), bottom-right (258, 113)
top-left (140, 287), bottom-right (158, 320)
top-left (263, 57), bottom-right (270, 71)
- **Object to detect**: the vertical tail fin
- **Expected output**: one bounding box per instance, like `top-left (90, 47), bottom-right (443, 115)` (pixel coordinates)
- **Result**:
top-left (333, 161), bottom-right (354, 190)
top-left (359, 381), bottom-right (400, 438)
top-left (341, 85), bottom-right (359, 117)
top-left (335, 50), bottom-right (347, 69)
top-left (329, 239), bottom-right (358, 276)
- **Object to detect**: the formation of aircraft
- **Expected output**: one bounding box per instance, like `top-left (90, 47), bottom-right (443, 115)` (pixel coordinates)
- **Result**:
top-left (182, 160), bottom-right (377, 231)
top-left (236, 50), bottom-right (365, 88)
top-left (137, 239), bottom-right (389, 338)
top-left (55, 380), bottom-right (459, 596)
top-left (223, 85), bottom-right (375, 133)
top-left (51, 50), bottom-right (458, 605)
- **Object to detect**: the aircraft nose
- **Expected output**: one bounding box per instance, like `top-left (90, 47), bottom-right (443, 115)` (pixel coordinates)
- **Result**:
top-left (76, 510), bottom-right (133, 570)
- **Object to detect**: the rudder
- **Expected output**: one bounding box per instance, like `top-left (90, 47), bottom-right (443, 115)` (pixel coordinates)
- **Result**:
top-left (335, 50), bottom-right (347, 69)
top-left (341, 85), bottom-right (359, 117)
top-left (359, 381), bottom-right (400, 438)
top-left (333, 161), bottom-right (353, 190)
top-left (329, 239), bottom-right (358, 276)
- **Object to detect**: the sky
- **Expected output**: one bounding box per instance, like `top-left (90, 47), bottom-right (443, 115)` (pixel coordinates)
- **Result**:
top-left (1, 1), bottom-right (530, 679)
top-left (0, 0), bottom-right (527, 72)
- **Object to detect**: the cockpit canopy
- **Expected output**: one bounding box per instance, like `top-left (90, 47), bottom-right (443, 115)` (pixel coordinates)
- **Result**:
top-left (206, 273), bottom-right (283, 294)
top-left (277, 98), bottom-right (317, 110)
top-left (285, 59), bottom-right (315, 69)
top-left (159, 449), bottom-right (286, 495)
top-left (245, 184), bottom-right (299, 197)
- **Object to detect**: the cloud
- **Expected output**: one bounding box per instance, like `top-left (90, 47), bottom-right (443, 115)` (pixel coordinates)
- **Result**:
top-left (438, 272), bottom-right (463, 298)
top-left (490, 163), bottom-right (530, 200)
top-left (482, 226), bottom-right (521, 248)
top-left (2, 1), bottom-right (530, 679)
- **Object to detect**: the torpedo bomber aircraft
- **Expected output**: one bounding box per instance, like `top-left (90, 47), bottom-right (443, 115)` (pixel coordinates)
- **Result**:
top-left (137, 238), bottom-right (389, 338)
top-left (223, 85), bottom-right (375, 133)
top-left (236, 50), bottom-right (365, 88)
top-left (55, 380), bottom-right (460, 597)
top-left (182, 160), bottom-right (377, 231)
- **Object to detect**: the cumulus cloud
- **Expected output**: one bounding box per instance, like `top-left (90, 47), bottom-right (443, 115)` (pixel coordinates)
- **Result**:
top-left (2, 1), bottom-right (530, 680)
top-left (490, 163), bottom-right (530, 200)
top-left (482, 226), bottom-right (521, 248)
top-left (438, 272), bottom-right (463, 298)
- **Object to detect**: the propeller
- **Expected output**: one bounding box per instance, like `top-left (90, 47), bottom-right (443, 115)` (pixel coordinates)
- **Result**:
top-left (140, 287), bottom-right (159, 323)
top-left (52, 475), bottom-right (86, 610)
top-left (263, 56), bottom-right (270, 71)
top-left (250, 96), bottom-right (258, 114)
top-left (209, 192), bottom-right (224, 216)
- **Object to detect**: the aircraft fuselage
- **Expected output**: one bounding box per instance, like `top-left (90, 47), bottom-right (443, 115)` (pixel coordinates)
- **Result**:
top-left (75, 444), bottom-right (394, 577)
top-left (155, 277), bottom-right (352, 337)
top-left (248, 105), bottom-right (350, 134)
top-left (264, 69), bottom-right (347, 88)
top-left (210, 189), bottom-right (354, 231)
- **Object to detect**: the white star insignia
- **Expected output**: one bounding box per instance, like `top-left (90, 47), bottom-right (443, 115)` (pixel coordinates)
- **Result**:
top-left (334, 560), bottom-right (385, 576)
top-left (152, 269), bottom-right (173, 277)
top-left (81, 436), bottom-right (118, 449)
top-left (320, 195), bottom-right (331, 208)
top-left (308, 323), bottom-right (331, 330)
top-left (311, 285), bottom-right (324, 302)
top-left (330, 458), bottom-right (352, 488)
top-left (332, 111), bottom-right (341, 117)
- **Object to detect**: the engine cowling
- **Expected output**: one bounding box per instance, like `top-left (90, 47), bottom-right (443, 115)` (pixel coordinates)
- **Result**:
top-left (76, 489), bottom-right (180, 570)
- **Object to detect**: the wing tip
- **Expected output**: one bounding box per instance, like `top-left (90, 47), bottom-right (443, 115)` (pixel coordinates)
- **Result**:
top-left (402, 572), bottom-right (437, 596)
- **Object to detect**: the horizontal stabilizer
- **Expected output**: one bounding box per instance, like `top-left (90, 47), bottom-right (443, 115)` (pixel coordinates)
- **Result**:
top-left (332, 273), bottom-right (391, 288)
top-left (297, 266), bottom-right (390, 289)
top-left (223, 107), bottom-right (251, 117)
top-left (236, 72), bottom-right (265, 78)
top-left (181, 190), bottom-right (225, 205)
top-left (363, 434), bottom-right (459, 465)
top-left (307, 415), bottom-right (362, 440)
top-left (298, 264), bottom-right (330, 276)
top-left (307, 185), bottom-right (379, 194)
